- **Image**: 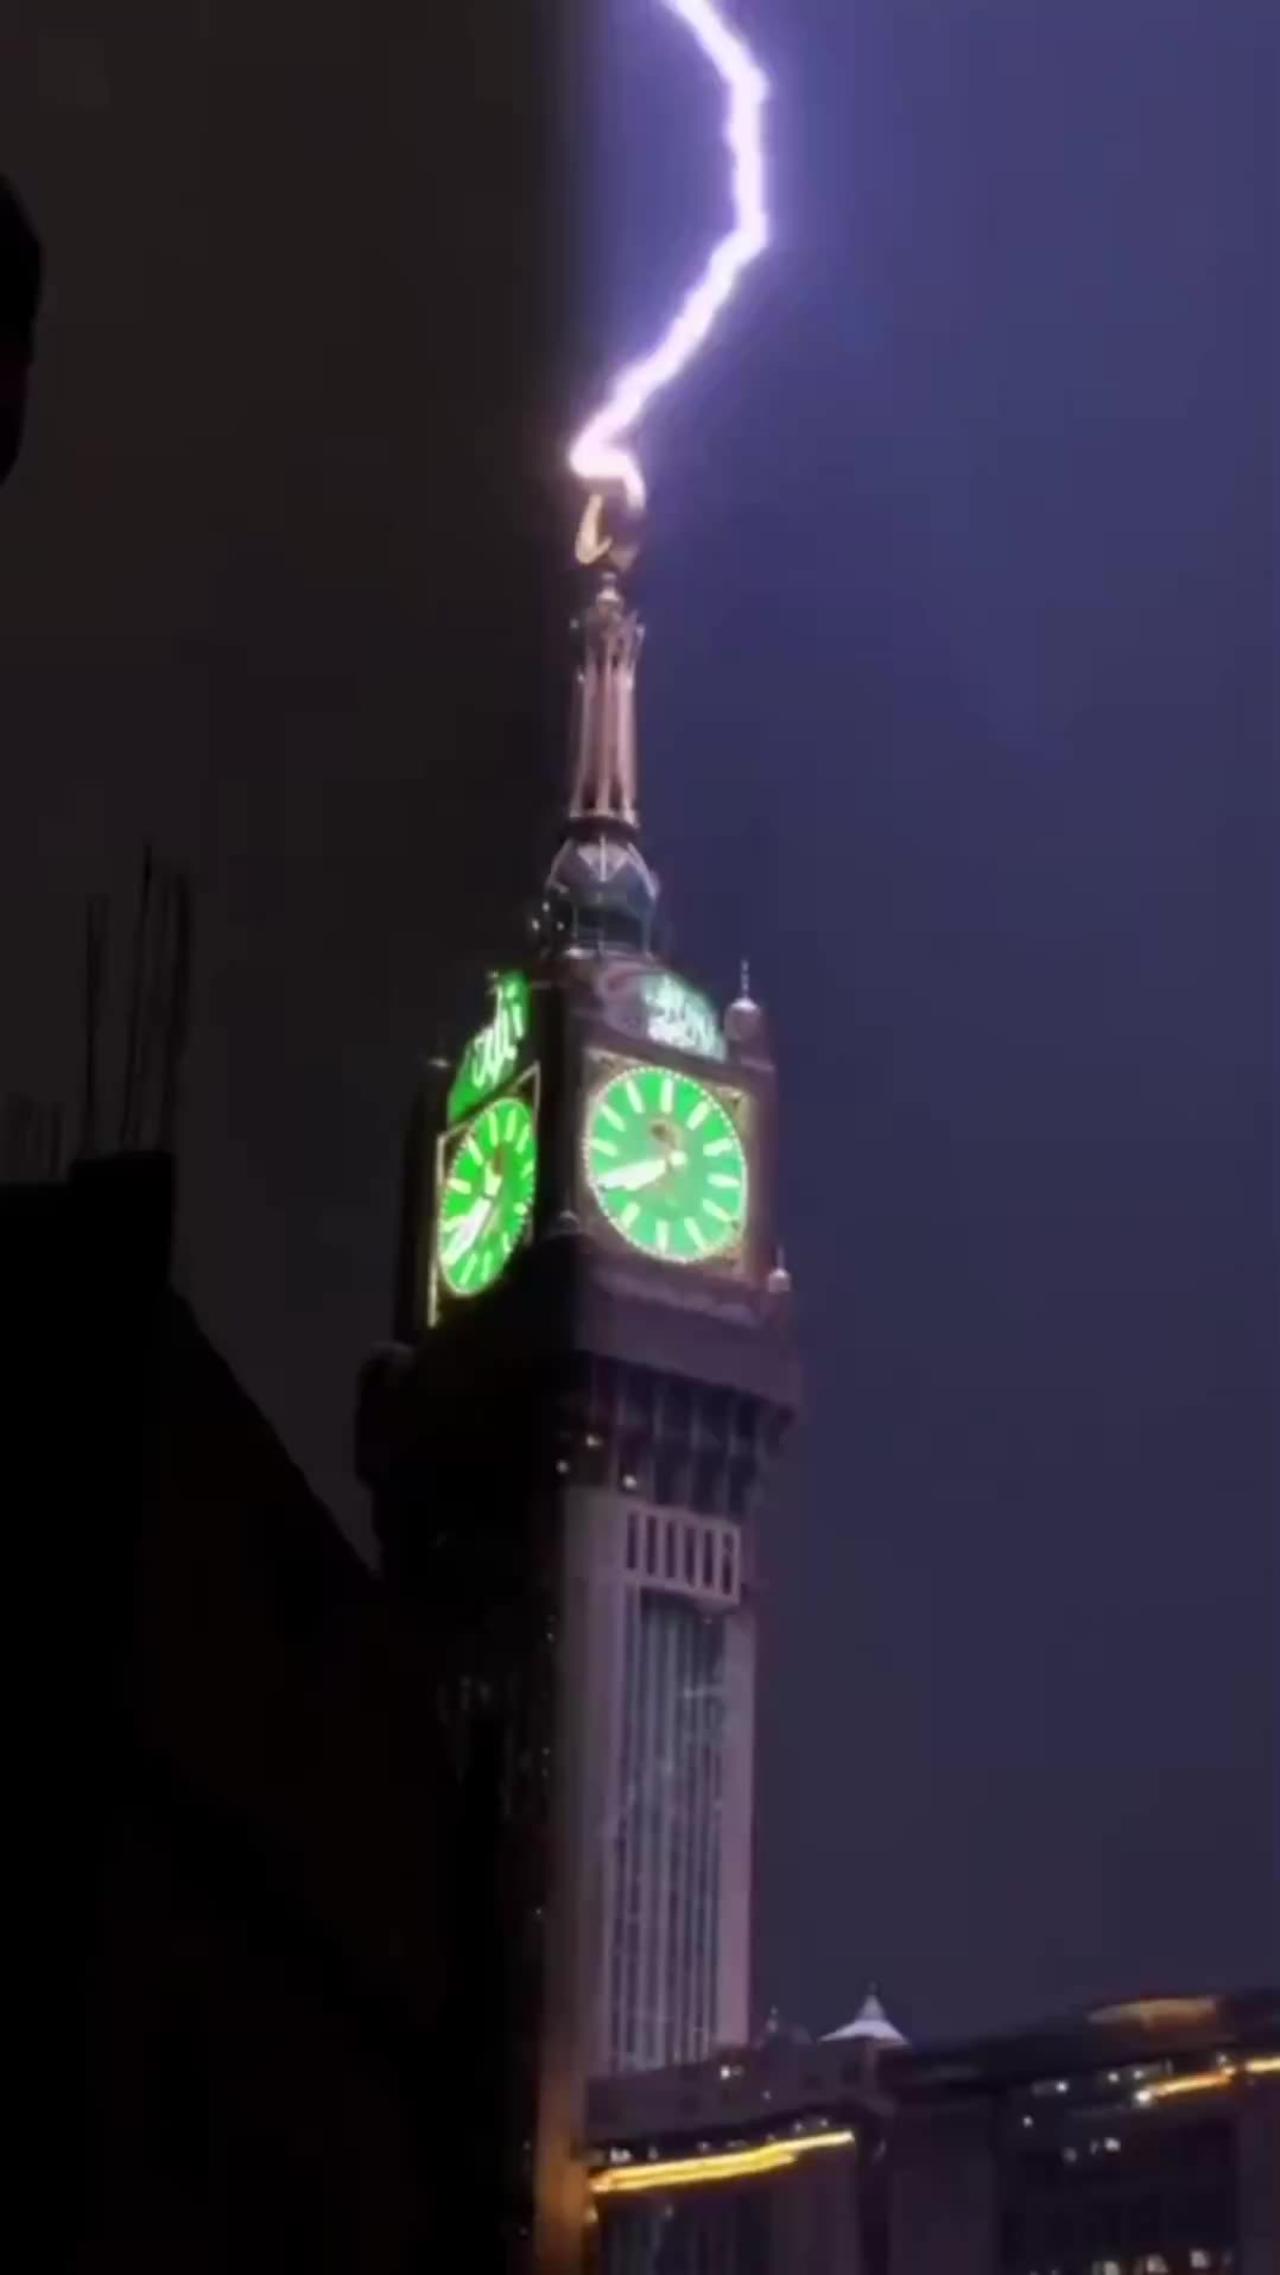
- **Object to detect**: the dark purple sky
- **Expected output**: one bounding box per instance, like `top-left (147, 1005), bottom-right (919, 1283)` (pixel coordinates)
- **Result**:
top-left (593, 0), bottom-right (1278, 2033)
top-left (1, 0), bottom-right (1276, 2041)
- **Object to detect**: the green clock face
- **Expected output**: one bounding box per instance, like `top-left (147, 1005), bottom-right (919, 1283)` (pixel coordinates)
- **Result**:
top-left (585, 1065), bottom-right (748, 1265)
top-left (436, 1092), bottom-right (537, 1298)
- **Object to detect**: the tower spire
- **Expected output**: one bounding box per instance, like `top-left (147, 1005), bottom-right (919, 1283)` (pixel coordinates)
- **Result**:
top-left (567, 483), bottom-right (646, 832)
top-left (568, 573), bottom-right (643, 832)
top-left (540, 493), bottom-right (659, 954)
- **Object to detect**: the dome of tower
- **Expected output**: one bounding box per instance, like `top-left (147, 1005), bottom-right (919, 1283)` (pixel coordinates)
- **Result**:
top-left (766, 1252), bottom-right (793, 1299)
top-left (725, 965), bottom-right (768, 1054)
top-left (539, 828), bottom-right (660, 955)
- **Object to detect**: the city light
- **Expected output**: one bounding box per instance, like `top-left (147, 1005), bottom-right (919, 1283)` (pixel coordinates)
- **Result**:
top-left (589, 2126), bottom-right (855, 2197)
top-left (1136, 2070), bottom-right (1234, 2104)
top-left (568, 0), bottom-right (769, 510)
top-left (1134, 2055), bottom-right (1280, 2105)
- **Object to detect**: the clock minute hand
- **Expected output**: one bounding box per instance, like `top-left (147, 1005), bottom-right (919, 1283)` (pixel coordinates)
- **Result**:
top-left (443, 1197), bottom-right (488, 1263)
top-left (443, 1165), bottom-right (504, 1263)
top-left (596, 1155), bottom-right (669, 1194)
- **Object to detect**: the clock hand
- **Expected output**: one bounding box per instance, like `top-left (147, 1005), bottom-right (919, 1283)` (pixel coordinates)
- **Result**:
top-left (443, 1164), bottom-right (506, 1263)
top-left (595, 1155), bottom-right (669, 1193)
top-left (443, 1198), bottom-right (488, 1262)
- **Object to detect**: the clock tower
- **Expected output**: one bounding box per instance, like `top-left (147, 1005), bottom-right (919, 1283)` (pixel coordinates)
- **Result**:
top-left (358, 551), bottom-right (798, 2273)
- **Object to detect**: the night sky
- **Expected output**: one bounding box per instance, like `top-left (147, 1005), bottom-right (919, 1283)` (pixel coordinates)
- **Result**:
top-left (3, 0), bottom-right (1277, 2042)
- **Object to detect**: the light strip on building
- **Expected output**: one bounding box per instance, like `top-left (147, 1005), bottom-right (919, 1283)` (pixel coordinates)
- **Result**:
top-left (1136, 2070), bottom-right (1236, 2104)
top-left (1134, 2055), bottom-right (1280, 2105)
top-left (589, 2127), bottom-right (856, 2198)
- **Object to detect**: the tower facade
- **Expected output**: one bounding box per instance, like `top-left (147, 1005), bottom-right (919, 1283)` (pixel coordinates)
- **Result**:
top-left (359, 559), bottom-right (797, 2271)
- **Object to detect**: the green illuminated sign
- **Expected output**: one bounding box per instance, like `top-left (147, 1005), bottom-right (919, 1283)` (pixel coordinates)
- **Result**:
top-left (584, 1064), bottom-right (748, 1266)
top-left (639, 973), bottom-right (725, 1060)
top-left (436, 1091), bottom-right (538, 1298)
top-left (447, 972), bottom-right (530, 1125)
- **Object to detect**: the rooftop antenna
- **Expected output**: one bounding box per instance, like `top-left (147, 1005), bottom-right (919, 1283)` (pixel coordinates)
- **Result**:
top-left (119, 846), bottom-right (153, 1148)
top-left (79, 891), bottom-right (108, 1159)
top-left (156, 869), bottom-right (192, 1153)
top-left (117, 852), bottom-right (193, 1154)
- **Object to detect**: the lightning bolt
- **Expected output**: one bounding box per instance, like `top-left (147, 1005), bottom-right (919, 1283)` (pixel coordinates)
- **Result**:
top-left (569, 0), bottom-right (770, 513)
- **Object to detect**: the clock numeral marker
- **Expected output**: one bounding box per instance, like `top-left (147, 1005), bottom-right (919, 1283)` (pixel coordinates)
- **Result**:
top-left (592, 1136), bottom-right (620, 1157)
top-left (446, 1175), bottom-right (470, 1195)
top-left (619, 1201), bottom-right (640, 1230)
top-left (599, 1101), bottom-right (625, 1132)
top-left (684, 1218), bottom-right (708, 1253)
top-left (709, 1172), bottom-right (742, 1191)
top-left (655, 1218), bottom-right (671, 1255)
top-left (660, 1074), bottom-right (675, 1113)
top-left (516, 1123), bottom-right (532, 1154)
top-left (687, 1098), bottom-right (711, 1131)
top-left (704, 1199), bottom-right (732, 1224)
top-left (704, 1135), bottom-right (736, 1157)
top-left (625, 1077), bottom-right (644, 1115)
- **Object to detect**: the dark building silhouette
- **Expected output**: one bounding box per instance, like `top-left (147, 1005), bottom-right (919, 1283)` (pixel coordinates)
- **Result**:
top-left (2, 9), bottom-right (591, 2243)
top-left (6, 1150), bottom-right (454, 2270)
top-left (0, 1), bottom-right (586, 1530)
top-left (0, 172), bottom-right (40, 483)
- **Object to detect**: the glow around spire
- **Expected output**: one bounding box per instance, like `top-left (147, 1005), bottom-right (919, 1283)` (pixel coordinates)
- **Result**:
top-left (569, 0), bottom-right (770, 512)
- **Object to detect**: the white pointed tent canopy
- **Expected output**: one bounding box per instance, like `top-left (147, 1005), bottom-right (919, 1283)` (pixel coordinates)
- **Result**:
top-left (823, 1989), bottom-right (907, 2046)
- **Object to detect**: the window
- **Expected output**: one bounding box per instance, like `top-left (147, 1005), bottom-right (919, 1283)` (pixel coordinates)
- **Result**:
top-left (727, 1455), bottom-right (753, 1516)
top-left (662, 1379), bottom-right (692, 1434)
top-left (618, 1430), bottom-right (648, 1494)
top-left (654, 1441), bottom-right (689, 1505)
top-left (693, 1448), bottom-right (722, 1511)
top-left (580, 1434), bottom-right (610, 1486)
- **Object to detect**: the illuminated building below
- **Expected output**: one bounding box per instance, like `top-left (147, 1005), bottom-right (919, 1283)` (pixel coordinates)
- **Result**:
top-left (587, 1989), bottom-right (1280, 2275)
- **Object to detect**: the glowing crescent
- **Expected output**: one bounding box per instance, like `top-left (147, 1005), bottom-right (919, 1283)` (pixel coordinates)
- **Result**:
top-left (568, 0), bottom-right (770, 513)
top-left (574, 491), bottom-right (613, 565)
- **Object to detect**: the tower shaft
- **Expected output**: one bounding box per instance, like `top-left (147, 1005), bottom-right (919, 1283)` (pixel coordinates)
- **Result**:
top-left (361, 555), bottom-right (797, 2275)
